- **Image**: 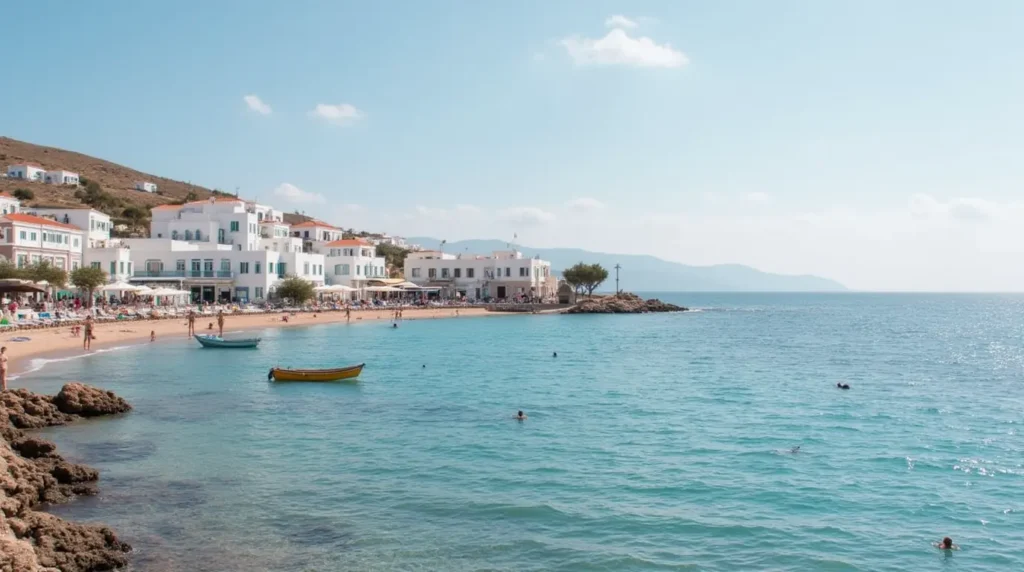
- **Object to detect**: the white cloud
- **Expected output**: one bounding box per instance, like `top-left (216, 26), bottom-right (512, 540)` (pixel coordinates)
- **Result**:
top-left (273, 183), bottom-right (325, 204)
top-left (565, 197), bottom-right (607, 212)
top-left (605, 15), bottom-right (638, 29)
top-left (743, 192), bottom-right (771, 204)
top-left (908, 193), bottom-right (1003, 223)
top-left (561, 28), bottom-right (688, 68)
top-left (498, 207), bottom-right (556, 225)
top-left (243, 95), bottom-right (272, 115)
top-left (413, 205), bottom-right (450, 219)
top-left (455, 204), bottom-right (482, 215)
top-left (310, 103), bottom-right (362, 125)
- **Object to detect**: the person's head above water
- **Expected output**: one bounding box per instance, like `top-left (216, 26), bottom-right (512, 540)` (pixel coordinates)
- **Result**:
top-left (553, 352), bottom-right (557, 357)
top-left (941, 537), bottom-right (953, 549)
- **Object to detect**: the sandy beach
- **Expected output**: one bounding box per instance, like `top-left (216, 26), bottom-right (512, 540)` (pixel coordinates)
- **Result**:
top-left (3, 307), bottom-right (493, 376)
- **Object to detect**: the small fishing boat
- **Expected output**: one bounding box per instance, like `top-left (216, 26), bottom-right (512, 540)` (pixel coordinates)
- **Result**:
top-left (268, 363), bottom-right (365, 382)
top-left (194, 335), bottom-right (261, 348)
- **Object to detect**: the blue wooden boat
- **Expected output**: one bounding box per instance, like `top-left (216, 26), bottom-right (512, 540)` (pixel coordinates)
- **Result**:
top-left (194, 335), bottom-right (261, 348)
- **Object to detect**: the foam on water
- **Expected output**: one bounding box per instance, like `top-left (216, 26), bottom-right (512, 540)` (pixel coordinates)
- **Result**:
top-left (21, 293), bottom-right (1024, 571)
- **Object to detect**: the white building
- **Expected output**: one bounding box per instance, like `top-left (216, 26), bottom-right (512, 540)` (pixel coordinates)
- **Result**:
top-left (0, 213), bottom-right (85, 272)
top-left (25, 207), bottom-right (131, 283)
top-left (315, 238), bottom-right (388, 287)
top-left (291, 219), bottom-right (343, 244)
top-left (367, 234), bottom-right (407, 248)
top-left (0, 194), bottom-right (21, 215)
top-left (129, 197), bottom-right (326, 303)
top-left (403, 249), bottom-right (555, 301)
top-left (135, 181), bottom-right (158, 193)
top-left (44, 170), bottom-right (79, 186)
top-left (6, 164), bottom-right (46, 182)
top-left (26, 208), bottom-right (112, 248)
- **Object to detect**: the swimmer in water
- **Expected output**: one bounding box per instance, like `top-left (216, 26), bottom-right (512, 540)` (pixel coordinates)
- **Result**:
top-left (836, 382), bottom-right (850, 390)
top-left (553, 351), bottom-right (558, 358)
top-left (515, 410), bottom-right (527, 421)
top-left (393, 323), bottom-right (398, 328)
top-left (935, 537), bottom-right (958, 550)
top-left (790, 446), bottom-right (801, 454)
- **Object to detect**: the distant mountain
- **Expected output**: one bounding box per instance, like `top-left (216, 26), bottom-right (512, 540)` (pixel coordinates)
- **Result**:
top-left (408, 238), bottom-right (846, 292)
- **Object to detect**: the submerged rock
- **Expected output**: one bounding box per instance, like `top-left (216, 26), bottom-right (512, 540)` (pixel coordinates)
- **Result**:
top-left (1, 383), bottom-right (133, 571)
top-left (566, 292), bottom-right (688, 314)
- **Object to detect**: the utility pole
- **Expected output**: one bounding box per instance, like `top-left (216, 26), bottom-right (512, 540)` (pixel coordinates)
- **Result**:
top-left (615, 264), bottom-right (621, 293)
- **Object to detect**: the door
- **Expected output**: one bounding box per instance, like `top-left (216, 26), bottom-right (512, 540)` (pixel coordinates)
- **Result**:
top-left (218, 229), bottom-right (225, 244)
top-left (497, 286), bottom-right (507, 299)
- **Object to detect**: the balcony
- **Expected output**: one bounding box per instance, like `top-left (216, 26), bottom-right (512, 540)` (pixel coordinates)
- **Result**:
top-left (134, 270), bottom-right (186, 278)
top-left (179, 270), bottom-right (235, 279)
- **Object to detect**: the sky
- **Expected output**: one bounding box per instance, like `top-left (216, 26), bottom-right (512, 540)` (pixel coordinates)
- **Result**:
top-left (2, 0), bottom-right (1024, 291)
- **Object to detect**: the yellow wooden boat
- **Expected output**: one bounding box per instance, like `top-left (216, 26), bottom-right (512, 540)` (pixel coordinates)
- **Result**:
top-left (268, 363), bottom-right (365, 382)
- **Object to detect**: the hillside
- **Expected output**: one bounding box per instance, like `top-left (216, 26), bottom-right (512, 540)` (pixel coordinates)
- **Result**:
top-left (408, 238), bottom-right (847, 292)
top-left (0, 136), bottom-right (217, 212)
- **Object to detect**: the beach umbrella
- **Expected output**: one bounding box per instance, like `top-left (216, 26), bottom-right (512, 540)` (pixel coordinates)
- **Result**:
top-left (313, 285), bottom-right (334, 292)
top-left (101, 282), bottom-right (141, 292)
top-left (329, 284), bottom-right (357, 292)
top-left (0, 279), bottom-right (46, 293)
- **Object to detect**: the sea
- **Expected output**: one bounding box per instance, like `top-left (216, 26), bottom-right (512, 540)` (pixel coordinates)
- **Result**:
top-left (19, 293), bottom-right (1024, 571)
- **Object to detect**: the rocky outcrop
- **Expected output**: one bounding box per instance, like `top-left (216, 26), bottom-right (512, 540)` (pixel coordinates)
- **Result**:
top-left (1, 384), bottom-right (132, 572)
top-left (566, 292), bottom-right (687, 314)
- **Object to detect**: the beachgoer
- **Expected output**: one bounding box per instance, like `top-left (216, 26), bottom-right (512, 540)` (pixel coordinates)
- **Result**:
top-left (187, 310), bottom-right (196, 336)
top-left (345, 306), bottom-right (351, 323)
top-left (217, 310), bottom-right (225, 337)
top-left (790, 446), bottom-right (801, 454)
top-left (553, 351), bottom-right (558, 358)
top-left (935, 537), bottom-right (958, 550)
top-left (83, 316), bottom-right (94, 350)
top-left (392, 323), bottom-right (398, 328)
top-left (0, 346), bottom-right (8, 391)
top-left (515, 410), bottom-right (527, 421)
top-left (150, 330), bottom-right (156, 342)
top-left (837, 383), bottom-right (850, 390)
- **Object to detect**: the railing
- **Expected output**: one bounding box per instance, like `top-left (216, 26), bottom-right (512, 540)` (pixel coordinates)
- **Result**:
top-left (134, 270), bottom-right (186, 278)
top-left (177, 270), bottom-right (235, 279)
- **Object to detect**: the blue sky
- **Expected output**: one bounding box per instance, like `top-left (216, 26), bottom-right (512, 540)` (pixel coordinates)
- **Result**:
top-left (3, 0), bottom-right (1024, 291)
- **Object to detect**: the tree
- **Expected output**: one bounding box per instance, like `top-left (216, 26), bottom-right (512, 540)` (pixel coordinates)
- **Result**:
top-left (122, 206), bottom-right (148, 231)
top-left (184, 191), bottom-right (198, 202)
top-left (13, 188), bottom-right (34, 201)
top-left (375, 243), bottom-right (411, 278)
top-left (0, 261), bottom-right (21, 280)
top-left (23, 261), bottom-right (67, 287)
top-left (275, 275), bottom-right (314, 304)
top-left (70, 266), bottom-right (107, 307)
top-left (562, 262), bottom-right (609, 297)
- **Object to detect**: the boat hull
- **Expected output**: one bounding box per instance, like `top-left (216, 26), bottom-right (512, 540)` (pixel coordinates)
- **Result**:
top-left (270, 364), bottom-right (364, 382)
top-left (195, 335), bottom-right (261, 348)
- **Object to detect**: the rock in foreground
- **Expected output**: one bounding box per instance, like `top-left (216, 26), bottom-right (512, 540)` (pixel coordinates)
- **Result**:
top-left (1, 383), bottom-right (132, 571)
top-left (566, 292), bottom-right (687, 314)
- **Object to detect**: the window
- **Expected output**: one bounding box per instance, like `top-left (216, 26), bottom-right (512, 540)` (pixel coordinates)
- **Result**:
top-left (176, 259), bottom-right (186, 271)
top-left (255, 287), bottom-right (263, 299)
top-left (428, 268), bottom-right (436, 279)
top-left (341, 264), bottom-right (350, 275)
top-left (230, 221), bottom-right (239, 232)
top-left (90, 261), bottom-right (100, 269)
top-left (195, 230), bottom-right (202, 241)
top-left (505, 267), bottom-right (511, 277)
top-left (519, 267), bottom-right (528, 277)
top-left (255, 262), bottom-right (261, 274)
top-left (109, 261), bottom-right (116, 275)
top-left (454, 268), bottom-right (462, 278)
top-left (191, 259), bottom-right (201, 274)
top-left (17, 255), bottom-right (28, 268)
top-left (19, 231), bottom-right (25, 240)
top-left (220, 259), bottom-right (231, 271)
top-left (172, 230), bottom-right (179, 240)
top-left (268, 262), bottom-right (274, 273)
top-left (55, 258), bottom-right (65, 270)
top-left (441, 268), bottom-right (450, 279)
top-left (73, 238), bottom-right (79, 248)
top-left (127, 262), bottom-right (132, 275)
top-left (467, 268), bottom-right (475, 278)
top-left (185, 230), bottom-right (193, 240)
top-left (278, 262), bottom-right (286, 275)
top-left (72, 261), bottom-right (79, 271)
top-left (119, 261), bottom-right (125, 274)
top-left (30, 232), bottom-right (36, 241)
top-left (239, 262), bottom-right (249, 274)
top-left (303, 262), bottom-right (310, 275)
top-left (303, 231), bottom-right (309, 238)
top-left (411, 268), bottom-right (421, 278)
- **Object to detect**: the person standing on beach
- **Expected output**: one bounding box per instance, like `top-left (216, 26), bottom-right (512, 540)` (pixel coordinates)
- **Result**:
top-left (0, 346), bottom-right (8, 391)
top-left (217, 310), bottom-right (225, 337)
top-left (187, 309), bottom-right (196, 337)
top-left (83, 316), bottom-right (94, 350)
top-left (345, 305), bottom-right (351, 323)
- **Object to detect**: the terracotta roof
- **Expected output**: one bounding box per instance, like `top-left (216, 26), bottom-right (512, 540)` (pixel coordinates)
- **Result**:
top-left (292, 219), bottom-right (340, 229)
top-left (259, 219), bottom-right (289, 225)
top-left (184, 197), bottom-right (244, 206)
top-left (326, 238), bottom-right (371, 247)
top-left (151, 204), bottom-right (181, 211)
top-left (1, 213), bottom-right (81, 230)
top-left (0, 193), bottom-right (16, 199)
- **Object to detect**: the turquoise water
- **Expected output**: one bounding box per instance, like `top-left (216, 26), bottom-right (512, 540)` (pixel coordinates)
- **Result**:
top-left (21, 293), bottom-right (1024, 571)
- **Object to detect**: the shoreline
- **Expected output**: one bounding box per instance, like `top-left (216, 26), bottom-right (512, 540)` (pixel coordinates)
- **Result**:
top-left (5, 306), bottom-right (502, 378)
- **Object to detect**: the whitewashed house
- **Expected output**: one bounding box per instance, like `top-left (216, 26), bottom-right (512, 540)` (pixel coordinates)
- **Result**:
top-left (135, 181), bottom-right (158, 193)
top-left (0, 194), bottom-right (21, 215)
top-left (0, 213), bottom-right (85, 271)
top-left (44, 170), bottom-right (79, 186)
top-left (315, 238), bottom-right (388, 287)
top-left (403, 249), bottom-right (555, 301)
top-left (26, 208), bottom-right (112, 248)
top-left (6, 164), bottom-right (46, 182)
